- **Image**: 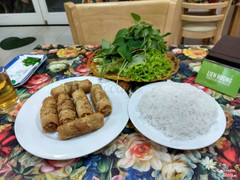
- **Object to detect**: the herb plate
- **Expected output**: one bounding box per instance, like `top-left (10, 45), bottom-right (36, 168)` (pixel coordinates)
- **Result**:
top-left (88, 51), bottom-right (180, 82)
top-left (5, 54), bottom-right (47, 87)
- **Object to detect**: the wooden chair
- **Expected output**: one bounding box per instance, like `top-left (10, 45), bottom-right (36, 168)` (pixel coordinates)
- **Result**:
top-left (177, 0), bottom-right (233, 45)
top-left (228, 5), bottom-right (240, 37)
top-left (64, 0), bottom-right (181, 46)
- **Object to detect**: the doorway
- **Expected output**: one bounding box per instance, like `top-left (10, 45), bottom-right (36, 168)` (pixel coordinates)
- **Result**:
top-left (0, 0), bottom-right (83, 25)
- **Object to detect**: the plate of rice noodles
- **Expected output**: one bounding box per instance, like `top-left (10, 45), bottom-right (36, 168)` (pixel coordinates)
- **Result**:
top-left (87, 13), bottom-right (179, 82)
top-left (128, 80), bottom-right (226, 150)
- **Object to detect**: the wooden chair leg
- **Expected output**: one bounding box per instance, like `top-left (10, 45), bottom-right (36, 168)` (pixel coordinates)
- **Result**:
top-left (181, 37), bottom-right (184, 45)
top-left (228, 6), bottom-right (240, 37)
top-left (202, 38), bottom-right (210, 45)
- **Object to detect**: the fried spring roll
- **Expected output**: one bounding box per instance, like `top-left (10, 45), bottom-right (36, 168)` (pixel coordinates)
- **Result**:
top-left (64, 81), bottom-right (78, 94)
top-left (57, 93), bottom-right (71, 106)
top-left (50, 85), bottom-right (65, 98)
top-left (57, 93), bottom-right (76, 125)
top-left (59, 109), bottom-right (76, 125)
top-left (90, 84), bottom-right (112, 117)
top-left (42, 96), bottom-right (57, 108)
top-left (72, 88), bottom-right (93, 118)
top-left (50, 79), bottom-right (92, 98)
top-left (76, 80), bottom-right (92, 93)
top-left (40, 107), bottom-right (57, 117)
top-left (40, 96), bottom-right (59, 133)
top-left (57, 100), bottom-right (75, 112)
top-left (57, 113), bottom-right (104, 140)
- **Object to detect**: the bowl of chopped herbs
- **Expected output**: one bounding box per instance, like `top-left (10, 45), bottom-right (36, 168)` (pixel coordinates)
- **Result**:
top-left (88, 13), bottom-right (179, 82)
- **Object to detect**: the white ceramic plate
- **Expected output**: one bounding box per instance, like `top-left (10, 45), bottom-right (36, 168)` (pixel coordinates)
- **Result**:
top-left (128, 82), bottom-right (226, 150)
top-left (15, 76), bottom-right (129, 160)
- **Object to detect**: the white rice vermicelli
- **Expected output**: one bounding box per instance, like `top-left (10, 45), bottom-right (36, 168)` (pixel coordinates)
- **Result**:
top-left (136, 81), bottom-right (218, 140)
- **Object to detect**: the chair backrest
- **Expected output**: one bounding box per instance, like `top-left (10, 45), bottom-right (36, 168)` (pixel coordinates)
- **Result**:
top-left (64, 0), bottom-right (181, 46)
top-left (177, 0), bottom-right (233, 45)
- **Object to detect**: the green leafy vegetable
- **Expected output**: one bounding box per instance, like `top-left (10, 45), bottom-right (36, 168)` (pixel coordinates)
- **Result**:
top-left (22, 57), bottom-right (41, 66)
top-left (123, 49), bottom-right (172, 81)
top-left (94, 13), bottom-right (172, 81)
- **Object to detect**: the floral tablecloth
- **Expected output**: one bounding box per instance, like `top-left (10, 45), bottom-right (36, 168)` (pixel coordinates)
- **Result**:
top-left (0, 44), bottom-right (239, 180)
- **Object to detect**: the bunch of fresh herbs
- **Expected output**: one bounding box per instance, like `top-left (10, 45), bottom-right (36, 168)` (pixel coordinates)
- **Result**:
top-left (93, 13), bottom-right (173, 82)
top-left (22, 57), bottom-right (41, 66)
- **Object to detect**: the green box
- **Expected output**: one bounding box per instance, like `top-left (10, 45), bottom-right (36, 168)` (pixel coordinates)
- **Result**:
top-left (195, 61), bottom-right (240, 97)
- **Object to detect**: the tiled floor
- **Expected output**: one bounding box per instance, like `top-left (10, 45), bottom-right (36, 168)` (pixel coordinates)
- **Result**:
top-left (0, 26), bottom-right (74, 67)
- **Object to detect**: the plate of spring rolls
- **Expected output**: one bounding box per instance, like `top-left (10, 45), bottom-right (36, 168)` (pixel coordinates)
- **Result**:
top-left (14, 76), bottom-right (129, 160)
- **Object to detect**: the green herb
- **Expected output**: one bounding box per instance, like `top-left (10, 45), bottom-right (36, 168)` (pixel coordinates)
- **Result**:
top-left (94, 13), bottom-right (172, 81)
top-left (22, 57), bottom-right (41, 66)
top-left (122, 49), bottom-right (172, 81)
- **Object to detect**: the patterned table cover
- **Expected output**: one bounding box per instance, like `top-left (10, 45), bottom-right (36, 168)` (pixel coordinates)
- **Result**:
top-left (0, 44), bottom-right (239, 180)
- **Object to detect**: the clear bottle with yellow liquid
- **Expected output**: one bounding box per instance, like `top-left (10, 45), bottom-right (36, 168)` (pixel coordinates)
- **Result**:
top-left (0, 66), bottom-right (19, 114)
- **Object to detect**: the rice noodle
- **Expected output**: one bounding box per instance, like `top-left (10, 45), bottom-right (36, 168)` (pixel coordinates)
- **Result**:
top-left (136, 81), bottom-right (218, 140)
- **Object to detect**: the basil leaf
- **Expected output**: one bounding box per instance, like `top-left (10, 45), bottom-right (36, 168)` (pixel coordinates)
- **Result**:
top-left (101, 39), bottom-right (112, 49)
top-left (133, 26), bottom-right (142, 39)
top-left (127, 54), bottom-right (146, 67)
top-left (127, 39), bottom-right (142, 51)
top-left (117, 45), bottom-right (132, 61)
top-left (162, 32), bottom-right (171, 37)
top-left (131, 13), bottom-right (141, 23)
top-left (139, 21), bottom-right (150, 26)
top-left (114, 28), bottom-right (128, 40)
top-left (113, 37), bottom-right (126, 47)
